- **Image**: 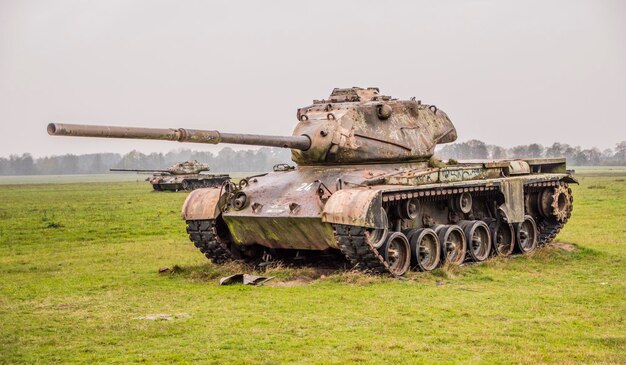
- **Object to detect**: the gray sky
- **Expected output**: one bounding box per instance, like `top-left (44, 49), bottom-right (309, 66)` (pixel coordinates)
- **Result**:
top-left (1, 0), bottom-right (624, 158)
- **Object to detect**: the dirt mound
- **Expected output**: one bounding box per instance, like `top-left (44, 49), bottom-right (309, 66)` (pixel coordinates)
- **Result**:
top-left (551, 242), bottom-right (576, 252)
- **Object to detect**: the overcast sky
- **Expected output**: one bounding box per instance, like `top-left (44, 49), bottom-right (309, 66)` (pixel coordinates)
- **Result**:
top-left (0, 0), bottom-right (624, 158)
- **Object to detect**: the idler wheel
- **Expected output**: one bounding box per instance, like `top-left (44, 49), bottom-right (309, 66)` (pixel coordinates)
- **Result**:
top-left (538, 185), bottom-right (572, 222)
top-left (459, 220), bottom-right (492, 262)
top-left (379, 232), bottom-right (411, 276)
top-left (516, 215), bottom-right (538, 253)
top-left (436, 225), bottom-right (467, 265)
top-left (489, 221), bottom-right (515, 256)
top-left (365, 207), bottom-right (389, 249)
top-left (408, 228), bottom-right (441, 271)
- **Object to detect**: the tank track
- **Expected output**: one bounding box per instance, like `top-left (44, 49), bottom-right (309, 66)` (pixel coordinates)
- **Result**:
top-left (186, 218), bottom-right (393, 272)
top-left (186, 220), bottom-right (234, 264)
top-left (526, 182), bottom-right (574, 245)
top-left (332, 225), bottom-right (392, 275)
top-left (537, 219), bottom-right (564, 245)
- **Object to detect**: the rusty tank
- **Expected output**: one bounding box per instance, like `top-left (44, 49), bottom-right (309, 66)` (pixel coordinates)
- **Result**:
top-left (110, 160), bottom-right (229, 191)
top-left (47, 87), bottom-right (575, 276)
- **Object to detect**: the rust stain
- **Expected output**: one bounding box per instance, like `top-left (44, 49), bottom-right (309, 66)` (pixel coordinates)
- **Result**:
top-left (181, 188), bottom-right (223, 220)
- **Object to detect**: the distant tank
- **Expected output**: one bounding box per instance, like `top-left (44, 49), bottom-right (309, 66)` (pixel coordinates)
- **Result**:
top-left (48, 87), bottom-right (575, 276)
top-left (111, 160), bottom-right (229, 191)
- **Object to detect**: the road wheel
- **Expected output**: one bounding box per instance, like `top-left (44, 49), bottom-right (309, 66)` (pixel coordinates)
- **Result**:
top-left (489, 221), bottom-right (515, 256)
top-left (379, 232), bottom-right (411, 276)
top-left (459, 220), bottom-right (491, 262)
top-left (437, 225), bottom-right (467, 265)
top-left (365, 207), bottom-right (389, 249)
top-left (408, 228), bottom-right (441, 271)
top-left (181, 180), bottom-right (191, 191)
top-left (516, 215), bottom-right (538, 253)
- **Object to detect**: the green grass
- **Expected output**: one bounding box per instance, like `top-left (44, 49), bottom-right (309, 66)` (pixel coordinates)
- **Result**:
top-left (0, 174), bottom-right (143, 185)
top-left (0, 170), bottom-right (624, 364)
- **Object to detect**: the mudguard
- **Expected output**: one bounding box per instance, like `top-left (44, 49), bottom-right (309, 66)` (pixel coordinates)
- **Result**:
top-left (322, 187), bottom-right (385, 229)
top-left (181, 188), bottom-right (223, 220)
top-left (497, 179), bottom-right (525, 223)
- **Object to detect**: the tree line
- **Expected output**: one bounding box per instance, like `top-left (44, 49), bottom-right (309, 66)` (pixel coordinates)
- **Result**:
top-left (1, 140), bottom-right (625, 175)
top-left (435, 141), bottom-right (626, 166)
top-left (0, 147), bottom-right (292, 175)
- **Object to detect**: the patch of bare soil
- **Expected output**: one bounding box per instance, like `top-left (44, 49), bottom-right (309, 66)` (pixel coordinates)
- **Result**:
top-left (551, 242), bottom-right (576, 252)
top-left (267, 279), bottom-right (313, 287)
top-left (262, 265), bottom-right (340, 286)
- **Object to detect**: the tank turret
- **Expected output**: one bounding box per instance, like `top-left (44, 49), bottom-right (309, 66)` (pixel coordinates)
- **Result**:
top-left (292, 87), bottom-right (457, 164)
top-left (47, 87), bottom-right (456, 165)
top-left (165, 160), bottom-right (210, 175)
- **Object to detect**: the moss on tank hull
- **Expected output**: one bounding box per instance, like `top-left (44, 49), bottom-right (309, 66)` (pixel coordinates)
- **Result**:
top-left (223, 216), bottom-right (336, 250)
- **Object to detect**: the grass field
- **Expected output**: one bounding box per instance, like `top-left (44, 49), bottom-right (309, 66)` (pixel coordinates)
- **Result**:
top-left (0, 170), bottom-right (624, 364)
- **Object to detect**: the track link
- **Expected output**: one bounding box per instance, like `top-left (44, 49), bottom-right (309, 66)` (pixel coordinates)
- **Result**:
top-left (186, 220), bottom-right (234, 264)
top-left (537, 220), bottom-right (564, 245)
top-left (332, 224), bottom-right (395, 275)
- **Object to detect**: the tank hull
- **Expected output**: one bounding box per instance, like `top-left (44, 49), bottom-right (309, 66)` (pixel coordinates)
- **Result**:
top-left (183, 158), bottom-right (575, 275)
top-left (150, 174), bottom-right (230, 192)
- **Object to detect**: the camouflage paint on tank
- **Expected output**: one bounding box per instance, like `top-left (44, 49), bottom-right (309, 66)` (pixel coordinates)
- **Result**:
top-left (291, 88), bottom-right (457, 165)
top-left (110, 160), bottom-right (229, 191)
top-left (47, 87), bottom-right (576, 276)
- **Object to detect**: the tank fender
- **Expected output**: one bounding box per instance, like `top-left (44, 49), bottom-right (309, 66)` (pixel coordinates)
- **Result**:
top-left (507, 160), bottom-right (530, 175)
top-left (497, 179), bottom-right (525, 223)
top-left (322, 188), bottom-right (385, 228)
top-left (181, 188), bottom-right (223, 220)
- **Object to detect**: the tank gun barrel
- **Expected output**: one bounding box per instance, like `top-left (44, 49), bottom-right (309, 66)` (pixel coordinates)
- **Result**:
top-left (47, 123), bottom-right (311, 150)
top-left (109, 168), bottom-right (168, 173)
